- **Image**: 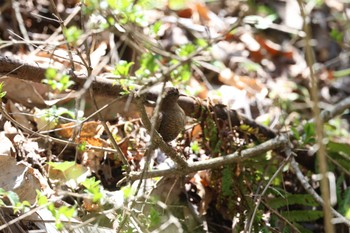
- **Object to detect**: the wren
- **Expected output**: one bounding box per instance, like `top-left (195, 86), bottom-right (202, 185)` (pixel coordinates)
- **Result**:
top-left (155, 87), bottom-right (186, 142)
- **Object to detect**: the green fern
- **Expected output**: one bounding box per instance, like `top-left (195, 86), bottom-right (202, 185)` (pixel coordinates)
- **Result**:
top-left (222, 165), bottom-right (234, 197)
top-left (280, 210), bottom-right (323, 222)
top-left (267, 194), bottom-right (319, 209)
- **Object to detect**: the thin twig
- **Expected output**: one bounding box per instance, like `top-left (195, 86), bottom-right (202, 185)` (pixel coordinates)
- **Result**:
top-left (290, 157), bottom-right (350, 227)
top-left (246, 153), bottom-right (293, 232)
top-left (89, 88), bottom-right (130, 168)
top-left (48, 0), bottom-right (75, 70)
top-left (319, 96), bottom-right (350, 123)
top-left (297, 1), bottom-right (334, 232)
top-left (31, 5), bottom-right (81, 56)
top-left (12, 0), bottom-right (34, 51)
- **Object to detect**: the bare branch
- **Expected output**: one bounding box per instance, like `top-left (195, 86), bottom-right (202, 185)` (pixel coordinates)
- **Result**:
top-left (128, 134), bottom-right (289, 180)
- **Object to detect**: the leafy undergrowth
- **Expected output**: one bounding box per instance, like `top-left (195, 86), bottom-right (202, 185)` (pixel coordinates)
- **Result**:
top-left (0, 0), bottom-right (350, 232)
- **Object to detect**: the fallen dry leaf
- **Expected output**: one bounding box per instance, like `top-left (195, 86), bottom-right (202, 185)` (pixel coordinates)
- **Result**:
top-left (219, 68), bottom-right (264, 96)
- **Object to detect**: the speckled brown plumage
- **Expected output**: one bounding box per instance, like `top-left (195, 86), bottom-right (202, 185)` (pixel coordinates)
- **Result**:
top-left (156, 87), bottom-right (186, 142)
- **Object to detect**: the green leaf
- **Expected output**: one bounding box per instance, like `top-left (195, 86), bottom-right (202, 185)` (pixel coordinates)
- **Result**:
top-left (346, 208), bottom-right (350, 219)
top-left (302, 122), bottom-right (315, 144)
top-left (47, 202), bottom-right (56, 214)
top-left (168, 0), bottom-right (187, 10)
top-left (14, 200), bottom-right (30, 214)
top-left (82, 177), bottom-right (103, 202)
top-left (63, 26), bottom-right (83, 45)
top-left (281, 210), bottom-right (323, 222)
top-left (121, 185), bottom-right (134, 199)
top-left (327, 141), bottom-right (350, 171)
top-left (256, 4), bottom-right (277, 17)
top-left (195, 38), bottom-right (208, 48)
top-left (37, 190), bottom-right (48, 206)
top-left (82, 177), bottom-right (101, 190)
top-left (327, 141), bottom-right (350, 157)
top-left (43, 68), bottom-right (74, 92)
top-left (176, 44), bottom-right (196, 57)
top-left (151, 21), bottom-right (162, 35)
top-left (290, 127), bottom-right (300, 141)
top-left (48, 161), bottom-right (76, 173)
top-left (239, 61), bottom-right (262, 73)
top-left (173, 63), bottom-right (191, 82)
top-left (113, 60), bottom-right (134, 77)
top-left (333, 68), bottom-right (350, 78)
top-left (107, 0), bottom-right (118, 9)
top-left (0, 188), bottom-right (5, 196)
top-left (330, 28), bottom-right (343, 43)
top-left (6, 191), bottom-right (20, 206)
top-left (0, 84), bottom-right (6, 98)
top-left (45, 68), bottom-right (57, 79)
top-left (191, 141), bottom-right (200, 154)
top-left (107, 0), bottom-right (145, 25)
top-left (222, 165), bottom-right (233, 197)
top-left (240, 124), bottom-right (250, 131)
top-left (58, 205), bottom-right (76, 219)
top-left (148, 207), bottom-right (161, 228)
top-left (267, 194), bottom-right (319, 209)
top-left (82, 0), bottom-right (99, 14)
top-left (77, 141), bottom-right (87, 151)
top-left (55, 107), bottom-right (75, 119)
top-left (338, 187), bottom-right (350, 217)
top-left (136, 52), bottom-right (160, 77)
top-left (55, 221), bottom-right (64, 231)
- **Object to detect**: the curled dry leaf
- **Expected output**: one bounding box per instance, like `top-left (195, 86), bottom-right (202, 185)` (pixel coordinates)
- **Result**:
top-left (0, 133), bottom-right (42, 204)
top-left (0, 132), bottom-right (14, 156)
top-left (255, 35), bottom-right (294, 61)
top-left (90, 42), bottom-right (108, 69)
top-left (4, 121), bottom-right (19, 136)
top-left (82, 198), bottom-right (102, 212)
top-left (2, 77), bottom-right (49, 108)
top-left (176, 7), bottom-right (193, 18)
top-left (190, 123), bottom-right (202, 141)
top-left (195, 1), bottom-right (210, 21)
top-left (7, 101), bottom-right (34, 130)
top-left (219, 68), bottom-right (264, 97)
top-left (56, 121), bottom-right (102, 138)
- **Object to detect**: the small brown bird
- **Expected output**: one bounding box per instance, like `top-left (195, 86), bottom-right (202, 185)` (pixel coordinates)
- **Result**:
top-left (155, 87), bottom-right (186, 142)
